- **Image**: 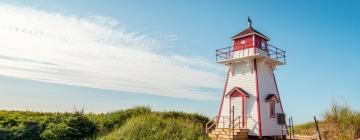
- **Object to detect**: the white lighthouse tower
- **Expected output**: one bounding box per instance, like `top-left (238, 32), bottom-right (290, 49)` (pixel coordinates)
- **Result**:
top-left (206, 18), bottom-right (287, 139)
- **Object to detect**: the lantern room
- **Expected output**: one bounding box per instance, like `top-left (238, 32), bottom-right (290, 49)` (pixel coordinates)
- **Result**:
top-left (232, 26), bottom-right (269, 52)
top-left (215, 18), bottom-right (286, 66)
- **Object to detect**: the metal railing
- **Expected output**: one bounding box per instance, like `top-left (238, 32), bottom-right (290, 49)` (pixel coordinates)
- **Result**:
top-left (205, 116), bottom-right (218, 134)
top-left (216, 47), bottom-right (234, 62)
top-left (215, 42), bottom-right (286, 64)
top-left (267, 44), bottom-right (286, 63)
top-left (205, 115), bottom-right (247, 134)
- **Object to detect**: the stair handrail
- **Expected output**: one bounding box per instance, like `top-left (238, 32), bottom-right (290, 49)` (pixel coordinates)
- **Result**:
top-left (206, 115), bottom-right (248, 135)
top-left (226, 116), bottom-right (246, 136)
top-left (205, 116), bottom-right (218, 134)
top-left (232, 116), bottom-right (242, 128)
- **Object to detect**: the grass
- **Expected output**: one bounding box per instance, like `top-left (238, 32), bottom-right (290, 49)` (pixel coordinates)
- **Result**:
top-left (293, 122), bottom-right (317, 135)
top-left (294, 102), bottom-right (360, 140)
top-left (100, 113), bottom-right (208, 140)
top-left (322, 103), bottom-right (360, 140)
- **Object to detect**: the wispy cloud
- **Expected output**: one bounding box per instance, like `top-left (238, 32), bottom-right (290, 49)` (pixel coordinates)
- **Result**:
top-left (0, 4), bottom-right (223, 100)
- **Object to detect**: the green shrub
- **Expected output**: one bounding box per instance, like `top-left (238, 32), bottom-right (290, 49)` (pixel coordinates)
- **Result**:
top-left (0, 106), bottom-right (208, 140)
top-left (0, 127), bottom-right (15, 140)
top-left (41, 122), bottom-right (72, 139)
top-left (41, 115), bottom-right (96, 140)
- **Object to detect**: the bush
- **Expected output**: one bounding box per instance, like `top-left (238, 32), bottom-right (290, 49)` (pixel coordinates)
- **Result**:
top-left (100, 113), bottom-right (207, 140)
top-left (0, 106), bottom-right (208, 139)
top-left (41, 115), bottom-right (96, 140)
top-left (0, 127), bottom-right (15, 140)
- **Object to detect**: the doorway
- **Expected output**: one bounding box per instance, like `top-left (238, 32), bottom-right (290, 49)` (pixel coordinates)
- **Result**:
top-left (230, 95), bottom-right (244, 128)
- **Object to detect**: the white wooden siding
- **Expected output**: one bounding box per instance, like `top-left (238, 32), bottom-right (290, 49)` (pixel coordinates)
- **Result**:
top-left (232, 48), bottom-right (255, 59)
top-left (217, 58), bottom-right (285, 136)
top-left (232, 48), bottom-right (268, 60)
top-left (218, 61), bottom-right (260, 135)
top-left (257, 59), bottom-right (287, 136)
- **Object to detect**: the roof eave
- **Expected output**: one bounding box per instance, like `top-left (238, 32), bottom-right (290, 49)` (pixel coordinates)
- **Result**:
top-left (231, 32), bottom-right (270, 41)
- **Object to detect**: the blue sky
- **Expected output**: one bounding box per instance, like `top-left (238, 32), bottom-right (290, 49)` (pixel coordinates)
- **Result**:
top-left (0, 0), bottom-right (359, 124)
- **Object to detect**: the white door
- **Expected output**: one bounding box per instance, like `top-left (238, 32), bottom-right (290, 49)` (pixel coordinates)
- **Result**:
top-left (230, 97), bottom-right (243, 128)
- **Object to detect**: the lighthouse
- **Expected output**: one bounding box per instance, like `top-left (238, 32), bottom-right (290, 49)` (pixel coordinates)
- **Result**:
top-left (206, 18), bottom-right (287, 139)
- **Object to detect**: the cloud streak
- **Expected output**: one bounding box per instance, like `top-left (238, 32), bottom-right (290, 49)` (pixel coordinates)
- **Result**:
top-left (0, 4), bottom-right (223, 100)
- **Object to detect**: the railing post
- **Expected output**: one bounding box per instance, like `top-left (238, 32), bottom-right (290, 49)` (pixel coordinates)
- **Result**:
top-left (216, 50), bottom-right (217, 62)
top-left (222, 116), bottom-right (225, 127)
top-left (275, 47), bottom-right (279, 60)
top-left (228, 47), bottom-right (231, 59)
top-left (232, 106), bottom-right (235, 139)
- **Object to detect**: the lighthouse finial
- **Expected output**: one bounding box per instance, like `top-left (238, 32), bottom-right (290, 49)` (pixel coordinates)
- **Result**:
top-left (248, 16), bottom-right (252, 28)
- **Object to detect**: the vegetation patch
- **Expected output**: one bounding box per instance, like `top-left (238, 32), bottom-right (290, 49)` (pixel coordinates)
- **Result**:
top-left (294, 102), bottom-right (360, 140)
top-left (100, 113), bottom-right (208, 140)
top-left (0, 106), bottom-right (208, 140)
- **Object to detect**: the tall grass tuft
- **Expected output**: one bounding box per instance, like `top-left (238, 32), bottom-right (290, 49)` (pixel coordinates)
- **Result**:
top-left (322, 102), bottom-right (360, 140)
top-left (294, 102), bottom-right (360, 139)
top-left (293, 122), bottom-right (316, 135)
top-left (100, 113), bottom-right (208, 140)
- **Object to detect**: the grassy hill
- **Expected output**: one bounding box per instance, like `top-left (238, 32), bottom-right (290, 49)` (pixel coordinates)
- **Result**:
top-left (0, 106), bottom-right (209, 140)
top-left (294, 103), bottom-right (360, 139)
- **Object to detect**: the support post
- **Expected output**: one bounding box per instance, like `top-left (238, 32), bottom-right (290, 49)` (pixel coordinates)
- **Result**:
top-left (288, 117), bottom-right (292, 140)
top-left (232, 106), bottom-right (235, 140)
top-left (291, 116), bottom-right (295, 139)
top-left (314, 116), bottom-right (322, 140)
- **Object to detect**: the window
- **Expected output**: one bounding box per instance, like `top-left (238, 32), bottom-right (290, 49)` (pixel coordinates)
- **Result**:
top-left (260, 40), bottom-right (266, 50)
top-left (269, 100), bottom-right (275, 118)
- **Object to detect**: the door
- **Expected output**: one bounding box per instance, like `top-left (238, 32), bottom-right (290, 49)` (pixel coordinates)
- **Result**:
top-left (230, 96), bottom-right (243, 128)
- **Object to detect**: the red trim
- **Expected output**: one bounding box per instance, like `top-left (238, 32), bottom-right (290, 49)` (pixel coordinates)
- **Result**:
top-left (273, 65), bottom-right (287, 135)
top-left (273, 73), bottom-right (284, 113)
top-left (216, 68), bottom-right (231, 126)
top-left (254, 59), bottom-right (262, 137)
top-left (226, 88), bottom-right (249, 97)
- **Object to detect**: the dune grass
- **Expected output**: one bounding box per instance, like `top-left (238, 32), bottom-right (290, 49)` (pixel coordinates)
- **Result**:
top-left (294, 102), bottom-right (360, 140)
top-left (293, 121), bottom-right (317, 135)
top-left (100, 113), bottom-right (208, 140)
top-left (322, 103), bottom-right (360, 140)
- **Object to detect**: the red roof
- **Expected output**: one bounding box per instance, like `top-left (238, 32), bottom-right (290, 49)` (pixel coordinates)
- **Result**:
top-left (225, 87), bottom-right (249, 97)
top-left (231, 26), bottom-right (270, 40)
top-left (265, 94), bottom-right (279, 103)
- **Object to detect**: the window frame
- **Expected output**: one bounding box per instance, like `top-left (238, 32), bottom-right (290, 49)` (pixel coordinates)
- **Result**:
top-left (269, 100), bottom-right (276, 118)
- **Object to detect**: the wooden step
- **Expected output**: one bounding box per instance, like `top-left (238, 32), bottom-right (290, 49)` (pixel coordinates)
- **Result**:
top-left (210, 131), bottom-right (247, 136)
top-left (208, 128), bottom-right (249, 140)
top-left (209, 135), bottom-right (248, 140)
top-left (213, 128), bottom-right (248, 132)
